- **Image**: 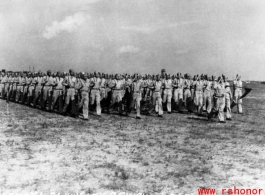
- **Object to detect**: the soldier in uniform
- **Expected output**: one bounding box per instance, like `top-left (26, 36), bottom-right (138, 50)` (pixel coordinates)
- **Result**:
top-left (123, 74), bottom-right (133, 116)
top-left (27, 72), bottom-right (36, 106)
top-left (223, 76), bottom-right (232, 120)
top-left (203, 75), bottom-right (212, 114)
top-left (131, 74), bottom-right (143, 119)
top-left (90, 72), bottom-right (102, 116)
top-left (0, 72), bottom-right (5, 98)
top-left (62, 69), bottom-right (77, 117)
top-left (109, 74), bottom-right (124, 115)
top-left (149, 74), bottom-right (163, 117)
top-left (51, 71), bottom-right (64, 112)
top-left (41, 70), bottom-right (55, 110)
top-left (233, 75), bottom-right (243, 114)
top-left (183, 74), bottom-right (193, 113)
top-left (32, 71), bottom-right (43, 108)
top-left (194, 74), bottom-right (204, 115)
top-left (173, 73), bottom-right (184, 112)
top-left (208, 76), bottom-right (226, 123)
top-left (76, 72), bottom-right (93, 120)
top-left (162, 74), bottom-right (173, 113)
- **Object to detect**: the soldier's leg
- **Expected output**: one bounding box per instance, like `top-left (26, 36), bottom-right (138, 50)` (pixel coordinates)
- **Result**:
top-left (82, 92), bottom-right (89, 119)
top-left (69, 89), bottom-right (77, 116)
top-left (63, 89), bottom-right (71, 113)
top-left (206, 93), bottom-right (212, 114)
top-left (167, 91), bottom-right (172, 113)
top-left (178, 89), bottom-right (183, 112)
top-left (218, 98), bottom-right (225, 122)
top-left (15, 86), bottom-right (20, 102)
top-left (96, 91), bottom-right (101, 115)
top-left (51, 90), bottom-right (59, 111)
top-left (90, 90), bottom-right (95, 111)
top-left (136, 93), bottom-right (141, 118)
top-left (197, 92), bottom-right (203, 115)
top-left (158, 95), bottom-right (163, 116)
top-left (117, 92), bottom-right (123, 114)
top-left (237, 91), bottom-right (243, 114)
top-left (226, 96), bottom-right (232, 119)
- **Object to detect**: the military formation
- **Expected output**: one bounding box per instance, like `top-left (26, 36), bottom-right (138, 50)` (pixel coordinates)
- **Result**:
top-left (0, 69), bottom-right (243, 123)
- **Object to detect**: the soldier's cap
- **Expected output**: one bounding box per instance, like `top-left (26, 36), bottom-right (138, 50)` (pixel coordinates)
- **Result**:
top-left (69, 69), bottom-right (74, 72)
top-left (47, 70), bottom-right (51, 73)
top-left (81, 72), bottom-right (85, 75)
top-left (161, 69), bottom-right (165, 72)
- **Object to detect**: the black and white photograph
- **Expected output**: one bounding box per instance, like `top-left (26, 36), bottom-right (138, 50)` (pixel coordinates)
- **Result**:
top-left (0, 0), bottom-right (264, 194)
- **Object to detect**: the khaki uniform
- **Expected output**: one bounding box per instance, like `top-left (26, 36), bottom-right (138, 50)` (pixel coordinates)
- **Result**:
top-left (153, 80), bottom-right (163, 115)
top-left (213, 83), bottom-right (226, 122)
top-left (51, 77), bottom-right (64, 111)
top-left (203, 80), bottom-right (212, 114)
top-left (78, 78), bottom-right (91, 119)
top-left (224, 81), bottom-right (232, 119)
top-left (163, 79), bottom-right (173, 112)
top-left (90, 77), bottom-right (101, 115)
top-left (132, 80), bottom-right (142, 117)
top-left (194, 80), bottom-right (204, 114)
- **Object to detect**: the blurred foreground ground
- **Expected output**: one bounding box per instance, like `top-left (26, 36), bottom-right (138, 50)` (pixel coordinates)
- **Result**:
top-left (0, 83), bottom-right (265, 194)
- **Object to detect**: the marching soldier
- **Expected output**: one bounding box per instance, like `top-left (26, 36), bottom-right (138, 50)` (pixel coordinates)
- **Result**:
top-left (51, 72), bottom-right (64, 112)
top-left (194, 74), bottom-right (204, 115)
top-left (109, 74), bottom-right (124, 115)
top-left (183, 74), bottom-right (193, 113)
top-left (32, 71), bottom-right (43, 108)
top-left (131, 74), bottom-right (143, 119)
top-left (62, 69), bottom-right (77, 117)
top-left (41, 70), bottom-right (55, 110)
top-left (27, 72), bottom-right (36, 106)
top-left (224, 76), bottom-right (232, 120)
top-left (203, 75), bottom-right (212, 114)
top-left (76, 72), bottom-right (92, 120)
top-left (90, 72), bottom-right (102, 116)
top-left (149, 74), bottom-right (163, 117)
top-left (123, 74), bottom-right (133, 116)
top-left (173, 73), bottom-right (184, 112)
top-left (233, 75), bottom-right (243, 114)
top-left (162, 74), bottom-right (173, 113)
top-left (208, 76), bottom-right (226, 123)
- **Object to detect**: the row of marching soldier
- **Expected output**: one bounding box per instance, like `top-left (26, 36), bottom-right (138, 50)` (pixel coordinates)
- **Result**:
top-left (0, 69), bottom-right (243, 123)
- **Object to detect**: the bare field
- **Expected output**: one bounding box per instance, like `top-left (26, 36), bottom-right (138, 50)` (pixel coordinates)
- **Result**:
top-left (0, 83), bottom-right (265, 194)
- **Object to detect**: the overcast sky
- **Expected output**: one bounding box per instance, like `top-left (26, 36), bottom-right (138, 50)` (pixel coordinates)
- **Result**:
top-left (0, 0), bottom-right (265, 80)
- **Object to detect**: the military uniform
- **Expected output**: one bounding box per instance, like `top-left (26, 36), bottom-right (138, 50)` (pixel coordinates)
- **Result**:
top-left (51, 75), bottom-right (64, 112)
top-left (163, 77), bottom-right (173, 113)
top-left (77, 76), bottom-right (91, 119)
top-left (63, 73), bottom-right (77, 116)
top-left (90, 76), bottom-right (102, 115)
top-left (194, 79), bottom-right (204, 115)
top-left (152, 79), bottom-right (163, 116)
top-left (224, 80), bottom-right (232, 119)
top-left (203, 79), bottom-right (212, 114)
top-left (131, 78), bottom-right (142, 118)
top-left (173, 76), bottom-right (184, 112)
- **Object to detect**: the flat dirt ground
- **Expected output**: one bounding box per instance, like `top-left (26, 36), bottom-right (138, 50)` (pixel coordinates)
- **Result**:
top-left (0, 83), bottom-right (265, 195)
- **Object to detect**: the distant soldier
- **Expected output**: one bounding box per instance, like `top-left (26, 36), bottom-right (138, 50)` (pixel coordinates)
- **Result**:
top-left (90, 72), bottom-right (102, 116)
top-left (208, 76), bottom-right (226, 123)
top-left (224, 76), bottom-right (232, 120)
top-left (149, 74), bottom-right (163, 117)
top-left (123, 74), bottom-right (132, 116)
top-left (173, 73), bottom-right (184, 112)
top-left (62, 69), bottom-right (77, 117)
top-left (162, 74), bottom-right (173, 113)
top-left (15, 72), bottom-right (24, 103)
top-left (109, 74), bottom-right (124, 115)
top-left (76, 73), bottom-right (92, 120)
top-left (32, 71), bottom-right (43, 108)
top-left (233, 75), bottom-right (243, 114)
top-left (27, 72), bottom-right (36, 106)
top-left (41, 70), bottom-right (55, 110)
top-left (131, 74), bottom-right (143, 119)
top-left (183, 74), bottom-right (193, 113)
top-left (194, 74), bottom-right (204, 115)
top-left (51, 72), bottom-right (64, 112)
top-left (203, 75), bottom-right (212, 114)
